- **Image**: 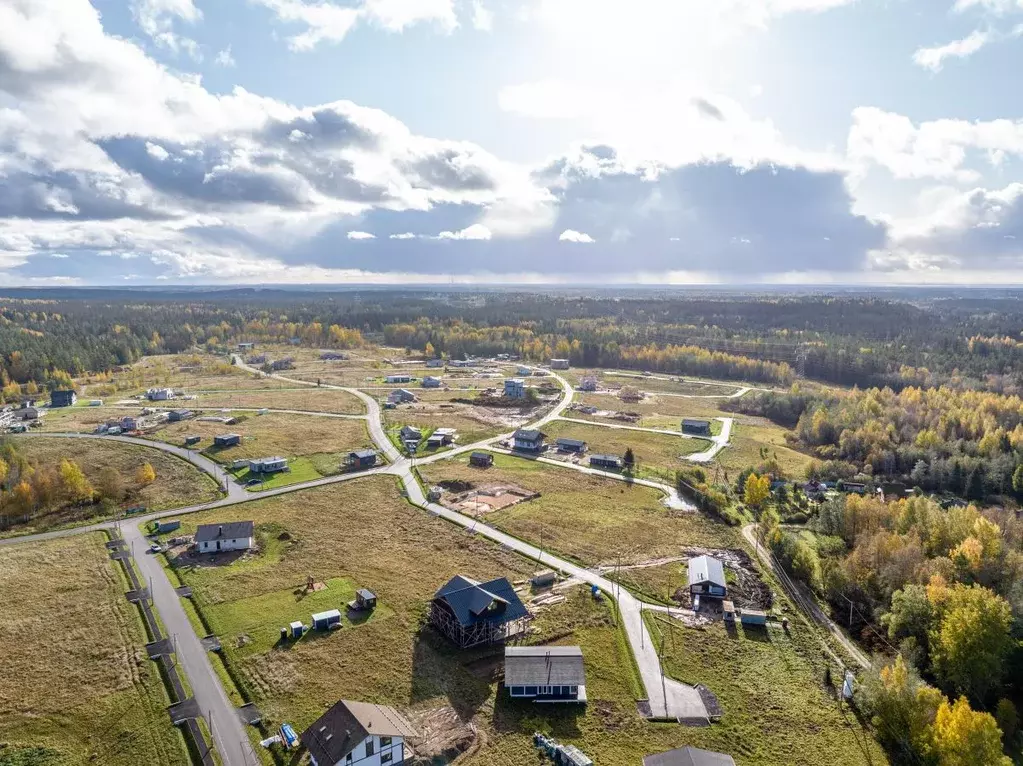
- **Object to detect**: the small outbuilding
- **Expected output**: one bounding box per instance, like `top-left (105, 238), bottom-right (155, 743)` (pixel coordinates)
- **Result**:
top-left (311, 609), bottom-right (342, 631)
top-left (249, 456), bottom-right (288, 474)
top-left (400, 425), bottom-right (423, 443)
top-left (214, 433), bottom-right (242, 448)
top-left (168, 409), bottom-right (194, 422)
top-left (682, 419), bottom-right (712, 436)
top-left (549, 359), bottom-right (570, 370)
top-left (385, 374), bottom-right (412, 384)
top-left (422, 376), bottom-right (442, 388)
top-left (351, 589), bottom-right (377, 611)
top-left (556, 437), bottom-right (587, 453)
top-left (346, 450), bottom-right (378, 469)
top-left (643, 746), bottom-right (737, 766)
top-left (426, 358), bottom-right (445, 368)
top-left (505, 645), bottom-right (587, 703)
top-left (155, 519), bottom-right (181, 534)
top-left (688, 555), bottom-right (727, 600)
top-left (185, 435), bottom-right (201, 446)
top-left (469, 451), bottom-right (494, 468)
top-left (589, 454), bottom-right (623, 470)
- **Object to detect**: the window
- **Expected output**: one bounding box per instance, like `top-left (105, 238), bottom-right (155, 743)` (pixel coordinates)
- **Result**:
top-left (366, 739), bottom-right (375, 756)
top-left (380, 736), bottom-right (392, 747)
top-left (381, 754), bottom-right (393, 764)
top-left (345, 755), bottom-right (352, 765)
top-left (524, 686), bottom-right (538, 696)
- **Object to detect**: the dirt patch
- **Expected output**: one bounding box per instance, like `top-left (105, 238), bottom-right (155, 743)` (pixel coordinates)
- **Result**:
top-left (407, 706), bottom-right (478, 764)
top-left (567, 403), bottom-right (640, 423)
top-left (441, 483), bottom-right (539, 514)
top-left (677, 546), bottom-right (773, 611)
top-left (592, 699), bottom-right (629, 731)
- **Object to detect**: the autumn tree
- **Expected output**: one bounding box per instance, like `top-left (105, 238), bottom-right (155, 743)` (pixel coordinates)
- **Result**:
top-left (97, 467), bottom-right (125, 502)
top-left (995, 699), bottom-right (1018, 746)
top-left (135, 462), bottom-right (156, 486)
top-left (0, 457), bottom-right (7, 487)
top-left (929, 584), bottom-right (1013, 702)
top-left (932, 696), bottom-right (1011, 766)
top-left (59, 459), bottom-right (93, 504)
top-left (883, 584), bottom-right (934, 657)
top-left (743, 473), bottom-right (771, 511)
top-left (858, 655), bottom-right (942, 762)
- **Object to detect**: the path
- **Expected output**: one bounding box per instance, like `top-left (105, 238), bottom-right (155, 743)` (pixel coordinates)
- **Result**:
top-left (741, 524), bottom-right (870, 670)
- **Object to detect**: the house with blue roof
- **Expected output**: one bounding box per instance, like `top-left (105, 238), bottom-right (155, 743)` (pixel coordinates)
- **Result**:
top-left (429, 574), bottom-right (531, 648)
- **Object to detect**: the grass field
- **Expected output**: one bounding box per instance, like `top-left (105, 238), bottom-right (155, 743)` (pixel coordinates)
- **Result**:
top-left (542, 420), bottom-right (711, 481)
top-left (647, 616), bottom-right (888, 765)
top-left (384, 410), bottom-right (509, 453)
top-left (160, 477), bottom-right (536, 738)
top-left (147, 412), bottom-right (375, 463)
top-left (189, 387), bottom-right (365, 414)
top-left (0, 534), bottom-right (188, 765)
top-left (419, 452), bottom-right (741, 566)
top-left (2, 437), bottom-right (222, 536)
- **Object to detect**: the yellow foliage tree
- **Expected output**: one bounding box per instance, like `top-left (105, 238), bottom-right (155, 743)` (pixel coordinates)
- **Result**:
top-left (135, 462), bottom-right (156, 486)
top-left (933, 697), bottom-right (1011, 766)
top-left (59, 459), bottom-right (93, 504)
top-left (743, 473), bottom-right (771, 510)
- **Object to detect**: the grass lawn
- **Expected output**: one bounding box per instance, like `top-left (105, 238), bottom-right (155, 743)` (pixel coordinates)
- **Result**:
top-left (189, 387), bottom-right (365, 414)
top-left (1, 437), bottom-right (222, 536)
top-left (646, 616), bottom-right (888, 765)
top-left (419, 452), bottom-right (741, 566)
top-left (384, 409), bottom-right (508, 452)
top-left (542, 420), bottom-right (711, 481)
top-left (0, 534), bottom-right (188, 765)
top-left (228, 456), bottom-right (326, 491)
top-left (148, 411), bottom-right (375, 463)
top-left (162, 477), bottom-right (536, 737)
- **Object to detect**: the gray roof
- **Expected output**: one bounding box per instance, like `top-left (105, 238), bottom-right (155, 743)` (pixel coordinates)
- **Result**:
top-left (590, 454), bottom-right (622, 464)
top-left (683, 419), bottom-right (711, 427)
top-left (195, 521), bottom-right (254, 543)
top-left (556, 438), bottom-right (587, 448)
top-left (351, 449), bottom-right (377, 459)
top-left (302, 700), bottom-right (418, 766)
top-left (513, 428), bottom-right (545, 441)
top-left (643, 746), bottom-right (736, 766)
top-left (505, 646), bottom-right (585, 687)
top-left (688, 555), bottom-right (726, 588)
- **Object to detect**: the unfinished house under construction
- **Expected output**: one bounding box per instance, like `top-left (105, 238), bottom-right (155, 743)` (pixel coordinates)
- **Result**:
top-left (429, 575), bottom-right (531, 649)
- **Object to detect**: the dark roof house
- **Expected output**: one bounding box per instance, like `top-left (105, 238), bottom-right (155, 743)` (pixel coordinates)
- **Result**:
top-left (643, 746), bottom-right (736, 766)
top-left (430, 575), bottom-right (530, 648)
top-left (302, 699), bottom-right (418, 766)
top-left (194, 521), bottom-right (254, 544)
top-left (556, 437), bottom-right (587, 453)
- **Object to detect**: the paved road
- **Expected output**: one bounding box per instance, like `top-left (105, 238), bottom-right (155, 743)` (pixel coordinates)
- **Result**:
top-left (741, 524), bottom-right (871, 670)
top-left (555, 414), bottom-right (734, 464)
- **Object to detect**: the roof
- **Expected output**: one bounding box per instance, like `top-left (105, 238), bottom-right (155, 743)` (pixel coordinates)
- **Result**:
top-left (194, 521), bottom-right (254, 543)
top-left (643, 746), bottom-right (736, 766)
top-left (433, 428), bottom-right (457, 436)
top-left (504, 646), bottom-right (585, 687)
top-left (351, 449), bottom-right (377, 459)
top-left (688, 555), bottom-right (726, 588)
top-left (434, 575), bottom-right (529, 628)
top-left (215, 432), bottom-right (241, 440)
top-left (302, 700), bottom-right (418, 766)
top-left (357, 588), bottom-right (376, 601)
top-left (250, 456), bottom-right (287, 465)
top-left (683, 418), bottom-right (711, 427)
top-left (470, 451), bottom-right (493, 461)
top-left (513, 428), bottom-right (545, 441)
top-left (556, 438), bottom-right (587, 449)
top-left (590, 454), bottom-right (622, 463)
top-left (311, 609), bottom-right (342, 621)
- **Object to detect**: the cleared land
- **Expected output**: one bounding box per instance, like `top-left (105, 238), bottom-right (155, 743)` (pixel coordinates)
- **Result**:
top-left (419, 452), bottom-right (741, 566)
top-left (0, 534), bottom-right (188, 766)
top-left (189, 387), bottom-right (365, 414)
top-left (159, 478), bottom-right (535, 739)
top-left (542, 420), bottom-right (710, 481)
top-left (647, 616), bottom-right (887, 765)
top-left (3, 438), bottom-right (221, 535)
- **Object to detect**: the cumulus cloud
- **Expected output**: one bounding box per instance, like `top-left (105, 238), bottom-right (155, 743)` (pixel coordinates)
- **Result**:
top-left (913, 30), bottom-right (990, 71)
top-left (389, 232), bottom-right (416, 239)
top-left (131, 0), bottom-right (202, 58)
top-left (471, 0), bottom-right (493, 31)
top-left (437, 223), bottom-right (492, 240)
top-left (559, 229), bottom-right (595, 243)
top-left (214, 46), bottom-right (237, 67)
top-left (347, 230), bottom-right (375, 239)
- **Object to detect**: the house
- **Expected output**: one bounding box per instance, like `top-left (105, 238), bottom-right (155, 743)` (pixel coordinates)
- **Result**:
top-left (427, 428), bottom-right (456, 449)
top-left (556, 438), bottom-right (587, 453)
top-left (589, 454), bottom-right (623, 470)
top-left (643, 746), bottom-right (737, 766)
top-left (270, 358), bottom-right (294, 371)
top-left (168, 409), bottom-right (194, 422)
top-left (237, 342), bottom-right (255, 350)
top-left (469, 451), bottom-right (494, 468)
top-left (838, 480), bottom-right (867, 494)
top-left (301, 699), bottom-right (418, 766)
top-left (400, 425), bottom-right (423, 444)
top-left (426, 358), bottom-right (444, 368)
top-left (429, 575), bottom-right (531, 648)
top-left (347, 450), bottom-right (378, 469)
top-left (146, 388), bottom-right (173, 401)
top-left (688, 555), bottom-right (727, 600)
top-left (578, 376), bottom-right (598, 392)
top-left (516, 365), bottom-right (532, 376)
top-left (50, 389), bottom-right (77, 408)
top-left (388, 388), bottom-right (417, 404)
top-left (320, 352), bottom-right (348, 361)
top-left (422, 376), bottom-right (442, 388)
top-left (385, 374), bottom-right (412, 384)
top-left (504, 378), bottom-right (526, 399)
top-left (214, 433), bottom-right (242, 448)
top-left (802, 479), bottom-right (827, 501)
top-left (12, 406), bottom-right (41, 421)
top-left (249, 456), bottom-right (288, 474)
top-left (119, 416), bottom-right (138, 432)
top-left (549, 358), bottom-right (570, 370)
top-left (194, 521), bottom-right (255, 554)
top-left (0, 408), bottom-right (13, 430)
top-left (449, 359), bottom-right (470, 368)
top-left (311, 609), bottom-right (342, 631)
top-left (682, 419), bottom-right (712, 436)
top-left (505, 646), bottom-right (587, 703)
top-left (512, 428), bottom-right (546, 452)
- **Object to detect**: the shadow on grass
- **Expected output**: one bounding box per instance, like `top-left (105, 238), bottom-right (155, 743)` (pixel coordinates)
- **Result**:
top-left (738, 623), bottom-right (772, 643)
top-left (491, 685), bottom-right (584, 738)
top-left (410, 625), bottom-right (493, 722)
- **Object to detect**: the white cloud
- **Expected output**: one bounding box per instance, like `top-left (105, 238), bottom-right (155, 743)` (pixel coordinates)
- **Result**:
top-left (913, 29), bottom-right (990, 71)
top-left (255, 0), bottom-right (456, 51)
top-left (389, 232), bottom-right (416, 239)
top-left (131, 0), bottom-right (202, 58)
top-left (214, 46), bottom-right (236, 67)
top-left (559, 229), bottom-right (595, 243)
top-left (347, 230), bottom-right (375, 239)
top-left (848, 107), bottom-right (1023, 181)
top-left (953, 0), bottom-right (1023, 13)
top-left (472, 0), bottom-right (493, 30)
top-left (436, 224), bottom-right (492, 240)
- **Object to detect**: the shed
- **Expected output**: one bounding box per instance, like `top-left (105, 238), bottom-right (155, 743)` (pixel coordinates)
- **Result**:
top-left (346, 450), bottom-right (378, 469)
top-left (688, 555), bottom-right (727, 600)
top-left (469, 451), bottom-right (494, 468)
top-left (422, 376), bottom-right (442, 388)
top-left (214, 433), bottom-right (241, 448)
top-left (289, 620), bottom-right (304, 639)
top-left (311, 609), bottom-right (342, 631)
top-left (184, 435), bottom-right (201, 446)
top-left (556, 437), bottom-right (587, 453)
top-left (531, 570), bottom-right (557, 587)
top-left (549, 359), bottom-right (570, 370)
top-left (739, 609), bottom-right (768, 626)
top-left (682, 419), bottom-right (712, 436)
top-left (355, 589), bottom-right (377, 610)
top-left (155, 519), bottom-right (181, 534)
top-left (249, 456), bottom-right (288, 474)
top-left (505, 646), bottom-right (587, 703)
top-left (168, 409), bottom-right (194, 422)
top-left (426, 358), bottom-right (445, 368)
top-left (643, 746), bottom-right (737, 766)
top-left (589, 454), bottom-right (623, 470)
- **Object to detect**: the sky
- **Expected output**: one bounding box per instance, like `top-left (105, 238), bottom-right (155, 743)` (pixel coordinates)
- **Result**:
top-left (3, 0), bottom-right (1023, 286)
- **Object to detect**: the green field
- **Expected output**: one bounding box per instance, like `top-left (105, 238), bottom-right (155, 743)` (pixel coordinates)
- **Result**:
top-left (419, 452), bottom-right (741, 566)
top-left (189, 387), bottom-right (365, 414)
top-left (0, 534), bottom-right (188, 765)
